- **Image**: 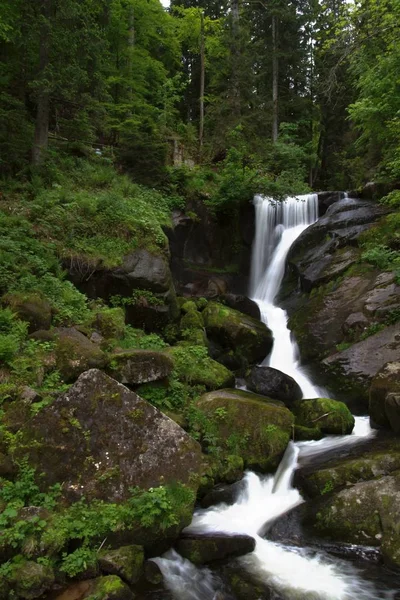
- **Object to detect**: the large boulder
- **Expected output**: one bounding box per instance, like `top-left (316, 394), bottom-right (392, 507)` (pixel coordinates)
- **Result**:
top-left (107, 350), bottom-right (174, 385)
top-left (14, 369), bottom-right (203, 503)
top-left (197, 389), bottom-right (294, 471)
top-left (54, 327), bottom-right (107, 382)
top-left (166, 346), bottom-right (234, 390)
top-left (322, 325), bottom-right (400, 406)
top-left (175, 533), bottom-right (255, 565)
top-left (9, 560), bottom-right (54, 600)
top-left (83, 575), bottom-right (135, 600)
top-left (369, 362), bottom-right (400, 431)
top-left (202, 302), bottom-right (273, 366)
top-left (296, 437), bottom-right (400, 498)
top-left (246, 366), bottom-right (303, 405)
top-left (292, 398), bottom-right (354, 435)
top-left (312, 474), bottom-right (400, 568)
top-left (99, 545), bottom-right (144, 585)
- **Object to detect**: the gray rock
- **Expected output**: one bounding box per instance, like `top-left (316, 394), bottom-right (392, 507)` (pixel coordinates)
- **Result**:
top-left (14, 369), bottom-right (203, 503)
top-left (323, 325), bottom-right (400, 405)
top-left (247, 366), bottom-right (303, 405)
top-left (107, 350), bottom-right (174, 385)
top-left (54, 327), bottom-right (107, 382)
top-left (116, 249), bottom-right (171, 293)
top-left (175, 533), bottom-right (256, 564)
top-left (342, 312), bottom-right (369, 335)
top-left (369, 362), bottom-right (400, 431)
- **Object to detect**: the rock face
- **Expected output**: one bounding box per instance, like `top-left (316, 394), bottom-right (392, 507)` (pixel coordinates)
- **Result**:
top-left (247, 366), bottom-right (303, 405)
top-left (292, 398), bottom-right (354, 435)
top-left (99, 545), bottom-right (144, 585)
top-left (287, 197), bottom-right (388, 293)
top-left (197, 388), bottom-right (293, 471)
top-left (322, 325), bottom-right (400, 406)
top-left (54, 327), bottom-right (107, 382)
top-left (15, 369), bottom-right (203, 502)
top-left (369, 362), bottom-right (400, 431)
top-left (175, 533), bottom-right (255, 565)
top-left (107, 350), bottom-right (174, 385)
top-left (203, 301), bottom-right (273, 367)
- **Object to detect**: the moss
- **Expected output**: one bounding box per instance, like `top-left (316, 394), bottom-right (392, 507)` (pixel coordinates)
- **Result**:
top-left (292, 398), bottom-right (354, 434)
top-left (99, 545), bottom-right (144, 585)
top-left (197, 389), bottom-right (293, 472)
top-left (85, 575), bottom-right (133, 600)
top-left (11, 560), bottom-right (55, 600)
top-left (181, 300), bottom-right (197, 314)
top-left (180, 309), bottom-right (204, 330)
top-left (293, 424), bottom-right (323, 441)
top-left (166, 346), bottom-right (234, 390)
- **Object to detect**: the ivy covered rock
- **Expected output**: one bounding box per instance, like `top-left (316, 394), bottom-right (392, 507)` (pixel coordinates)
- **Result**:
top-left (369, 362), bottom-right (400, 432)
top-left (292, 398), bottom-right (354, 435)
top-left (54, 327), bottom-right (107, 382)
top-left (175, 533), bottom-right (255, 565)
top-left (14, 369), bottom-right (203, 503)
top-left (202, 302), bottom-right (273, 365)
top-left (107, 350), bottom-right (173, 385)
top-left (166, 346), bottom-right (234, 390)
top-left (9, 560), bottom-right (54, 600)
top-left (99, 545), bottom-right (144, 585)
top-left (83, 575), bottom-right (135, 600)
top-left (2, 292), bottom-right (52, 333)
top-left (312, 474), bottom-right (400, 567)
top-left (247, 366), bottom-right (303, 405)
top-left (197, 389), bottom-right (293, 472)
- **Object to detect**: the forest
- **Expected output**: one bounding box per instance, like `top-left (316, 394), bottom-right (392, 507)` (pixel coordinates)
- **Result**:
top-left (0, 0), bottom-right (400, 599)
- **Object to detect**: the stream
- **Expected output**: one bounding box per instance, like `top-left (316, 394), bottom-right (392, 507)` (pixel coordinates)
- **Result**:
top-left (153, 194), bottom-right (398, 600)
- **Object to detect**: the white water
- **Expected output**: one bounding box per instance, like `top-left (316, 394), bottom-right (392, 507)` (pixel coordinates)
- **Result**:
top-left (154, 194), bottom-right (387, 600)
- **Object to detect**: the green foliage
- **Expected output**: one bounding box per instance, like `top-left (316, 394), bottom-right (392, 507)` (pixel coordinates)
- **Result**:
top-left (0, 308), bottom-right (27, 364)
top-left (361, 245), bottom-right (398, 270)
top-left (60, 547), bottom-right (97, 577)
top-left (118, 325), bottom-right (168, 351)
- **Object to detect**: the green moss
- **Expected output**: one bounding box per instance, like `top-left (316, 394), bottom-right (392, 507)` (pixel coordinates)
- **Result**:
top-left (180, 309), bottom-right (204, 330)
top-left (166, 346), bottom-right (234, 390)
top-left (292, 398), bottom-right (354, 434)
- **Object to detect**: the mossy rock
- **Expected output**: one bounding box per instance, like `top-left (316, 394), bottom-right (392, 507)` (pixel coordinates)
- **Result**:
top-left (166, 346), bottom-right (234, 390)
top-left (221, 565), bottom-right (271, 600)
top-left (99, 545), bottom-right (144, 585)
top-left (292, 398), bottom-right (354, 434)
top-left (293, 424), bottom-right (323, 441)
top-left (181, 300), bottom-right (197, 314)
top-left (177, 327), bottom-right (208, 347)
top-left (201, 454), bottom-right (244, 491)
top-left (312, 474), bottom-right (400, 567)
top-left (10, 560), bottom-right (54, 600)
top-left (369, 362), bottom-right (400, 432)
top-left (202, 302), bottom-right (273, 365)
top-left (197, 389), bottom-right (293, 472)
top-left (300, 450), bottom-right (400, 498)
top-left (54, 327), bottom-right (107, 382)
top-left (2, 292), bottom-right (52, 333)
top-left (180, 309), bottom-right (204, 330)
top-left (90, 307), bottom-right (126, 339)
top-left (83, 575), bottom-right (135, 600)
top-left (106, 350), bottom-right (173, 385)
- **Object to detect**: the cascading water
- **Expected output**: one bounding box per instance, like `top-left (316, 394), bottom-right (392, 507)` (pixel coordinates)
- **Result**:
top-left (153, 194), bottom-right (392, 600)
top-left (250, 193), bottom-right (321, 398)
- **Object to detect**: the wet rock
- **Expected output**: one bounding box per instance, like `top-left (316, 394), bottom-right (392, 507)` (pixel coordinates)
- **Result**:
top-left (221, 564), bottom-right (271, 600)
top-left (175, 533), bottom-right (255, 565)
top-left (369, 362), bottom-right (400, 431)
top-left (197, 388), bottom-right (293, 472)
top-left (220, 295), bottom-right (261, 320)
top-left (317, 191), bottom-right (344, 216)
top-left (364, 278), bottom-right (400, 316)
top-left (293, 424), bottom-right (323, 441)
top-left (292, 398), bottom-right (354, 435)
top-left (14, 369), bottom-right (203, 503)
top-left (297, 438), bottom-right (400, 498)
top-left (107, 350), bottom-right (173, 385)
top-left (203, 302), bottom-right (273, 365)
top-left (312, 474), bottom-right (400, 567)
top-left (2, 293), bottom-right (52, 333)
top-left (99, 545), bottom-right (144, 585)
top-left (200, 480), bottom-right (246, 509)
top-left (54, 327), bottom-right (107, 382)
top-left (342, 312), bottom-right (369, 336)
top-left (144, 560), bottom-right (163, 585)
top-left (10, 560), bottom-right (54, 600)
top-left (166, 346), bottom-right (234, 390)
top-left (323, 325), bottom-right (400, 406)
top-left (82, 575), bottom-right (135, 600)
top-left (247, 366), bottom-right (303, 405)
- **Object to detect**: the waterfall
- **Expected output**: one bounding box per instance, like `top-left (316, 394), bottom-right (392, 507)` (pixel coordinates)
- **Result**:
top-left (152, 194), bottom-right (390, 600)
top-left (250, 193), bottom-right (321, 398)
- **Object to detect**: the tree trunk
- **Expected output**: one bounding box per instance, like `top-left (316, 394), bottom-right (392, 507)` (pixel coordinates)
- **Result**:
top-left (32, 0), bottom-right (51, 166)
top-left (272, 14), bottom-right (279, 143)
top-left (199, 10), bottom-right (205, 157)
top-left (231, 0), bottom-right (241, 118)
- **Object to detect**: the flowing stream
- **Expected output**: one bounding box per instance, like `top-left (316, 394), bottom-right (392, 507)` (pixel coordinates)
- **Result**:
top-left (153, 194), bottom-right (394, 600)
